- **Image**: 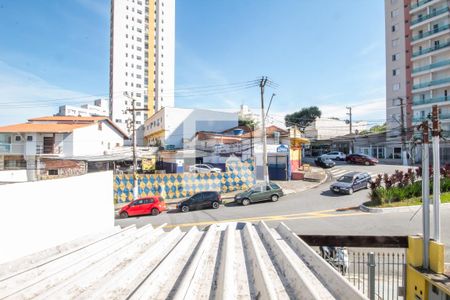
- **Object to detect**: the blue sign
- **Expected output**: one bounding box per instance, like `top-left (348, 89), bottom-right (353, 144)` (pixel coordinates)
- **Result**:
top-left (277, 144), bottom-right (289, 153)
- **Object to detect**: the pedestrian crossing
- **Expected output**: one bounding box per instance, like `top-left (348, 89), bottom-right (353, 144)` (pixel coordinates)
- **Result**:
top-left (328, 167), bottom-right (379, 181)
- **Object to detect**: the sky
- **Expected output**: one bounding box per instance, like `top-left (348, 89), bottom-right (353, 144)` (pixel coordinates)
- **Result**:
top-left (0, 0), bottom-right (386, 126)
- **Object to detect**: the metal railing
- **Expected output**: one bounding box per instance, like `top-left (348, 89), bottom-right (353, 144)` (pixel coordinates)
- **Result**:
top-left (413, 95), bottom-right (449, 105)
top-left (412, 40), bottom-right (450, 57)
top-left (410, 6), bottom-right (449, 24)
top-left (412, 59), bottom-right (450, 73)
top-left (0, 143), bottom-right (11, 153)
top-left (412, 76), bottom-right (450, 89)
top-left (412, 24), bottom-right (450, 41)
top-left (413, 113), bottom-right (450, 122)
top-left (321, 249), bottom-right (406, 300)
top-left (410, 0), bottom-right (436, 10)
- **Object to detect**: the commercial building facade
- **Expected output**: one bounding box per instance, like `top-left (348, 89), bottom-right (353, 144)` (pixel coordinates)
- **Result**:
top-left (143, 107), bottom-right (238, 149)
top-left (110, 0), bottom-right (175, 134)
top-left (385, 0), bottom-right (450, 162)
top-left (57, 99), bottom-right (109, 117)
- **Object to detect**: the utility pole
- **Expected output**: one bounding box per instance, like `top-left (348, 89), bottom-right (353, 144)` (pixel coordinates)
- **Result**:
top-left (417, 120), bottom-right (430, 270)
top-left (431, 105), bottom-right (441, 241)
top-left (346, 106), bottom-right (353, 154)
top-left (398, 97), bottom-right (408, 166)
top-left (346, 106), bottom-right (352, 134)
top-left (260, 76), bottom-right (269, 185)
top-left (124, 92), bottom-right (148, 200)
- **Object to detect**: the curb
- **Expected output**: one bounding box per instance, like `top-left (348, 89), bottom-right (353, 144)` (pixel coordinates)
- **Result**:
top-left (359, 202), bottom-right (450, 213)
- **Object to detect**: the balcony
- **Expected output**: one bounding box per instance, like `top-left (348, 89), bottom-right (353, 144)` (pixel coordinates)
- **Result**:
top-left (413, 95), bottom-right (450, 105)
top-left (412, 77), bottom-right (450, 90)
top-left (413, 112), bottom-right (450, 122)
top-left (412, 40), bottom-right (450, 57)
top-left (412, 24), bottom-right (450, 42)
top-left (413, 59), bottom-right (450, 73)
top-left (410, 6), bottom-right (449, 25)
top-left (0, 143), bottom-right (25, 154)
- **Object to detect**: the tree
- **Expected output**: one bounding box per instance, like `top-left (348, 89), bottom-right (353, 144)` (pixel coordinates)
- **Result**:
top-left (284, 106), bottom-right (322, 128)
top-left (359, 123), bottom-right (387, 135)
top-left (238, 117), bottom-right (257, 130)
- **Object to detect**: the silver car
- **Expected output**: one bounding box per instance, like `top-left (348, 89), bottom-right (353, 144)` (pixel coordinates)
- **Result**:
top-left (321, 151), bottom-right (346, 161)
top-left (330, 172), bottom-right (371, 195)
top-left (189, 164), bottom-right (222, 173)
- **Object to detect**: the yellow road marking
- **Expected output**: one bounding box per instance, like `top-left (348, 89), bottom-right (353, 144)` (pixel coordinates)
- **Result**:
top-left (163, 210), bottom-right (367, 229)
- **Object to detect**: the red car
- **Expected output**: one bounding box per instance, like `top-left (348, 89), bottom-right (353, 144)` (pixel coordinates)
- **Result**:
top-left (119, 196), bottom-right (166, 218)
top-left (346, 154), bottom-right (378, 166)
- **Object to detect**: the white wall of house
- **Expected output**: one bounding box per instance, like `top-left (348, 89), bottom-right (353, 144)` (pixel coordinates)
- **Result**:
top-left (0, 170), bottom-right (27, 182)
top-left (0, 171), bottom-right (114, 264)
top-left (144, 107), bottom-right (238, 148)
top-left (71, 122), bottom-right (124, 156)
top-left (304, 118), bottom-right (368, 140)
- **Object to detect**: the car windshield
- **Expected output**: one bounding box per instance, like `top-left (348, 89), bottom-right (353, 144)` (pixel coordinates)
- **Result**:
top-left (205, 164), bottom-right (214, 168)
top-left (337, 176), bottom-right (354, 183)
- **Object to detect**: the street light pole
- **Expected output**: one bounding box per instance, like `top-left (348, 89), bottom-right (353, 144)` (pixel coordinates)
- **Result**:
top-left (260, 76), bottom-right (269, 185)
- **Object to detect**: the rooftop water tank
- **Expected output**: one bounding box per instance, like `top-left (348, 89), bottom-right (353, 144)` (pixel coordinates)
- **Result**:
top-left (233, 129), bottom-right (244, 136)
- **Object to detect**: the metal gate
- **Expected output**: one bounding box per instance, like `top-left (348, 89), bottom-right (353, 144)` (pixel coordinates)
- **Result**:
top-left (268, 154), bottom-right (288, 181)
top-left (321, 248), bottom-right (406, 300)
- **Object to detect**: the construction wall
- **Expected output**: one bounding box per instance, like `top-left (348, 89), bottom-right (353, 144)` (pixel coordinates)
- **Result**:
top-left (114, 159), bottom-right (255, 202)
top-left (0, 171), bottom-right (114, 264)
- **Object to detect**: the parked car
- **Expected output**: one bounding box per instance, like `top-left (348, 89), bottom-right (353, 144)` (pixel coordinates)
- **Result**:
top-left (235, 182), bottom-right (284, 206)
top-left (177, 191), bottom-right (222, 212)
top-left (314, 156), bottom-right (336, 168)
top-left (321, 151), bottom-right (346, 161)
top-left (119, 196), bottom-right (167, 218)
top-left (329, 172), bottom-right (371, 195)
top-left (345, 154), bottom-right (378, 165)
top-left (189, 164), bottom-right (222, 173)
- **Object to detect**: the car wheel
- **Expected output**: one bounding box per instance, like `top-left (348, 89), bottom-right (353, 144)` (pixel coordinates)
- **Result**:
top-left (271, 194), bottom-right (279, 202)
top-left (212, 201), bottom-right (219, 209)
top-left (242, 198), bottom-right (250, 206)
top-left (120, 212), bottom-right (128, 219)
top-left (151, 208), bottom-right (159, 216)
top-left (181, 205), bottom-right (189, 212)
top-left (348, 188), bottom-right (353, 195)
top-left (365, 161), bottom-right (370, 166)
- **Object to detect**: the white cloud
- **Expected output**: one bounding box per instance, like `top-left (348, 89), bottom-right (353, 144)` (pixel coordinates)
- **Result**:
top-left (0, 61), bottom-right (96, 125)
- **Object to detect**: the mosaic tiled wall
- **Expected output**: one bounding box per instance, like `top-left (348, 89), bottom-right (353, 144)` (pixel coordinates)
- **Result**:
top-left (114, 159), bottom-right (255, 203)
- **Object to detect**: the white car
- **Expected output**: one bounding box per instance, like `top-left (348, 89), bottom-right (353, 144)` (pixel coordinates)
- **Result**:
top-left (189, 164), bottom-right (222, 173)
top-left (321, 151), bottom-right (346, 161)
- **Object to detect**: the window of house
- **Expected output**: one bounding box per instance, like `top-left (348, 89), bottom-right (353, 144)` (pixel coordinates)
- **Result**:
top-left (392, 53), bottom-right (399, 61)
top-left (391, 9), bottom-right (399, 18)
top-left (392, 38), bottom-right (399, 48)
top-left (393, 69), bottom-right (400, 76)
top-left (48, 169), bottom-right (59, 176)
top-left (393, 83), bottom-right (400, 91)
top-left (27, 136), bottom-right (33, 142)
top-left (15, 135), bottom-right (21, 142)
top-left (392, 24), bottom-right (398, 32)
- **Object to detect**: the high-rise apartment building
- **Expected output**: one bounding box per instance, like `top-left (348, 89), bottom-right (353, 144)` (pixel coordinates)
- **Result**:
top-left (385, 0), bottom-right (450, 162)
top-left (110, 0), bottom-right (175, 134)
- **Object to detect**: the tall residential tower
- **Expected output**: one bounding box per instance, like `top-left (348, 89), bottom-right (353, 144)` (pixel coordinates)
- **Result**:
top-left (385, 0), bottom-right (450, 162)
top-left (110, 0), bottom-right (175, 134)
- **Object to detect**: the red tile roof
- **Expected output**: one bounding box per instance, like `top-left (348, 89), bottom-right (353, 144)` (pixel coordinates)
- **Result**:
top-left (0, 123), bottom-right (92, 133)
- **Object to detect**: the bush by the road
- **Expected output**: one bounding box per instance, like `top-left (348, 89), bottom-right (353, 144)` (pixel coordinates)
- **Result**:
top-left (368, 165), bottom-right (450, 206)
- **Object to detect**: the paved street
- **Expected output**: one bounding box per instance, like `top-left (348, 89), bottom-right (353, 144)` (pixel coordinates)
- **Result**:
top-left (116, 163), bottom-right (450, 259)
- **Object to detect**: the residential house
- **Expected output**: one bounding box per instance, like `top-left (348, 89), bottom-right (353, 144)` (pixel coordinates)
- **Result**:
top-left (0, 116), bottom-right (128, 180)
